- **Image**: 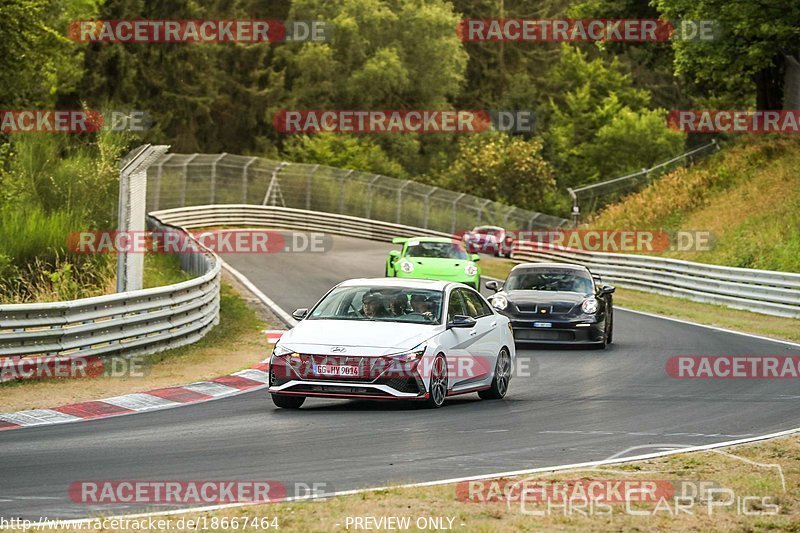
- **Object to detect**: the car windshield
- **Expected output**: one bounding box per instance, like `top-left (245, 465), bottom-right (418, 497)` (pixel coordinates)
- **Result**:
top-left (405, 241), bottom-right (467, 260)
top-left (505, 269), bottom-right (594, 294)
top-left (308, 286), bottom-right (444, 324)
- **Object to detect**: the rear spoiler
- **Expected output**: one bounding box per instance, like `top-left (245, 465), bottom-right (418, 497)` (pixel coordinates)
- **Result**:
top-left (391, 237), bottom-right (409, 244)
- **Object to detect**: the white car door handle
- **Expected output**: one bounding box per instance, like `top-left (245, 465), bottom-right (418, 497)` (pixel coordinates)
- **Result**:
top-left (490, 321), bottom-right (497, 328)
top-left (469, 330), bottom-right (477, 336)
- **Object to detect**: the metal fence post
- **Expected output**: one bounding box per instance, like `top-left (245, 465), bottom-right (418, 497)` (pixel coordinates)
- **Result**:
top-left (450, 193), bottom-right (465, 234)
top-left (209, 153), bottom-right (226, 204)
top-left (423, 187), bottom-right (437, 229)
top-left (365, 175), bottom-right (380, 219)
top-left (242, 156), bottom-right (257, 203)
top-left (117, 144), bottom-right (170, 292)
top-left (152, 154), bottom-right (172, 211)
top-left (396, 180), bottom-right (410, 224)
top-left (338, 170), bottom-right (353, 213)
top-left (263, 162), bottom-right (288, 207)
top-left (305, 164), bottom-right (319, 210)
top-left (180, 153), bottom-right (198, 207)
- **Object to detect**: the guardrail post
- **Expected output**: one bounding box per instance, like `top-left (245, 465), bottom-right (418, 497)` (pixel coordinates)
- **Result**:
top-left (209, 153), bottom-right (226, 204)
top-left (117, 144), bottom-right (170, 292)
top-left (263, 162), bottom-right (288, 207)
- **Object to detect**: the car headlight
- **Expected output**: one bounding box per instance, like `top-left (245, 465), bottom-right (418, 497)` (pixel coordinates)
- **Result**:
top-left (400, 260), bottom-right (414, 273)
top-left (391, 345), bottom-right (426, 362)
top-left (491, 294), bottom-right (508, 310)
top-left (272, 344), bottom-right (295, 357)
top-left (581, 298), bottom-right (599, 314)
top-left (464, 263), bottom-right (478, 276)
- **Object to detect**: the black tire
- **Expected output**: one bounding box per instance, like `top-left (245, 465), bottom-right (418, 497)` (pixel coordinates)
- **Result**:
top-left (271, 394), bottom-right (305, 409)
top-left (606, 311), bottom-right (614, 344)
top-left (479, 348), bottom-right (511, 400)
top-left (424, 354), bottom-right (448, 408)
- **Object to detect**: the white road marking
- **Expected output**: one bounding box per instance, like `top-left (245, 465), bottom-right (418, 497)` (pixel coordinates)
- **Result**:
top-left (183, 381), bottom-right (240, 397)
top-left (103, 394), bottom-right (181, 411)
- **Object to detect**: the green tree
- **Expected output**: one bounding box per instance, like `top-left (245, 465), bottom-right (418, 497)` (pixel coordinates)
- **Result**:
top-left (654, 0), bottom-right (800, 109)
top-left (283, 134), bottom-right (407, 178)
top-left (441, 132), bottom-right (556, 211)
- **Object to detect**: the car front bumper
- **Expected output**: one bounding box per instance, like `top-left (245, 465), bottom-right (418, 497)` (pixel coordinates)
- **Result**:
top-left (509, 318), bottom-right (605, 344)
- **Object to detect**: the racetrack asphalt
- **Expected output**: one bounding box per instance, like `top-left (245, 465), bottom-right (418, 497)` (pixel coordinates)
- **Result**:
top-left (1, 234), bottom-right (798, 520)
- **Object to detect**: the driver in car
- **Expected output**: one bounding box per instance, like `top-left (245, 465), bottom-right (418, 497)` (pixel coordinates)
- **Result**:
top-left (410, 294), bottom-right (434, 320)
top-left (361, 292), bottom-right (390, 319)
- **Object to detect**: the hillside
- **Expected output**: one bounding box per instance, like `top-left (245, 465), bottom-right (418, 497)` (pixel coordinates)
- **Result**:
top-left (588, 135), bottom-right (800, 272)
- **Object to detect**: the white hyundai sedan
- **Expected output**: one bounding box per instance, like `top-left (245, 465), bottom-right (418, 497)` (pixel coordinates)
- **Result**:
top-left (268, 278), bottom-right (515, 409)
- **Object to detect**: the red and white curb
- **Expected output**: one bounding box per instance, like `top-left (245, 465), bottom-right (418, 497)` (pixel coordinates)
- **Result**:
top-left (0, 361), bottom-right (272, 432)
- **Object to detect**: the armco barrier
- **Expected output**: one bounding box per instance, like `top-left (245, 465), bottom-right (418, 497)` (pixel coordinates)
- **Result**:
top-left (513, 243), bottom-right (800, 318)
top-left (151, 204), bottom-right (800, 319)
top-left (0, 218), bottom-right (220, 379)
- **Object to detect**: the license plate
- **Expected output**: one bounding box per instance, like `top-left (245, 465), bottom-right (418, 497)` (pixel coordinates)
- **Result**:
top-left (313, 364), bottom-right (360, 377)
top-left (533, 322), bottom-right (552, 328)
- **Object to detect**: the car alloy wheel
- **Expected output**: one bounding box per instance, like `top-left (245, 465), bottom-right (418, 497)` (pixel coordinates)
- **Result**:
top-left (480, 348), bottom-right (511, 400)
top-left (425, 354), bottom-right (448, 408)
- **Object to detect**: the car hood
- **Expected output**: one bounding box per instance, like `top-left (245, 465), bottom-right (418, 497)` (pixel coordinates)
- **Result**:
top-left (503, 290), bottom-right (590, 305)
top-left (277, 319), bottom-right (442, 356)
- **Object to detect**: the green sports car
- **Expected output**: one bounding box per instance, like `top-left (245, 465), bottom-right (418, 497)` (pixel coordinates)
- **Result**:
top-left (385, 236), bottom-right (482, 290)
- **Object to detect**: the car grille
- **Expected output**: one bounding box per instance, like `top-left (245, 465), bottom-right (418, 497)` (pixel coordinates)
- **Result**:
top-left (515, 303), bottom-right (574, 315)
top-left (514, 329), bottom-right (575, 341)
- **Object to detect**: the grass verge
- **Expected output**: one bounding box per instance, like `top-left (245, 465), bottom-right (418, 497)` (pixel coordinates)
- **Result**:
top-left (0, 254), bottom-right (271, 412)
top-left (65, 435), bottom-right (800, 532)
top-left (480, 257), bottom-right (800, 343)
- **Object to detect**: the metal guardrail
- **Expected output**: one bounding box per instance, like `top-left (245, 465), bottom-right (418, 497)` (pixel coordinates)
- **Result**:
top-left (151, 204), bottom-right (453, 242)
top-left (152, 204), bottom-right (800, 319)
top-left (0, 219), bottom-right (221, 374)
top-left (512, 243), bottom-right (800, 318)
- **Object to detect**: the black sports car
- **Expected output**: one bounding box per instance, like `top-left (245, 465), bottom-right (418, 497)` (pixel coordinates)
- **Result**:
top-left (485, 263), bottom-right (615, 347)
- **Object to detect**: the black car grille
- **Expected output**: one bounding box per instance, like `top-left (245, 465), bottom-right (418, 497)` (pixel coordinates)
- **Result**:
top-left (379, 377), bottom-right (420, 394)
top-left (515, 303), bottom-right (574, 315)
top-left (514, 329), bottom-right (575, 341)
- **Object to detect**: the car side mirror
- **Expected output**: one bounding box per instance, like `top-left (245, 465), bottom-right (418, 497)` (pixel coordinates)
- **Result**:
top-left (292, 308), bottom-right (309, 320)
top-left (599, 285), bottom-right (615, 295)
top-left (484, 280), bottom-right (502, 292)
top-left (388, 250), bottom-right (400, 263)
top-left (470, 253), bottom-right (480, 262)
top-left (447, 315), bottom-right (476, 329)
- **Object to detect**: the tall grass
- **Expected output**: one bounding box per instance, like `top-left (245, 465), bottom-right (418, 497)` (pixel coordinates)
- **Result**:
top-left (0, 131), bottom-right (131, 302)
top-left (588, 135), bottom-right (800, 272)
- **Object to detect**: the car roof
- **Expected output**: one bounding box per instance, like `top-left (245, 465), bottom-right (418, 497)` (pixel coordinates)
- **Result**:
top-left (338, 278), bottom-right (453, 290)
top-left (474, 225), bottom-right (502, 230)
top-left (510, 262), bottom-right (591, 273)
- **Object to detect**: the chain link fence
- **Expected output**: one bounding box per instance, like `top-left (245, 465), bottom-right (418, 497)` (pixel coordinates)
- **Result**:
top-left (567, 139), bottom-right (721, 222)
top-left (146, 154), bottom-right (569, 234)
